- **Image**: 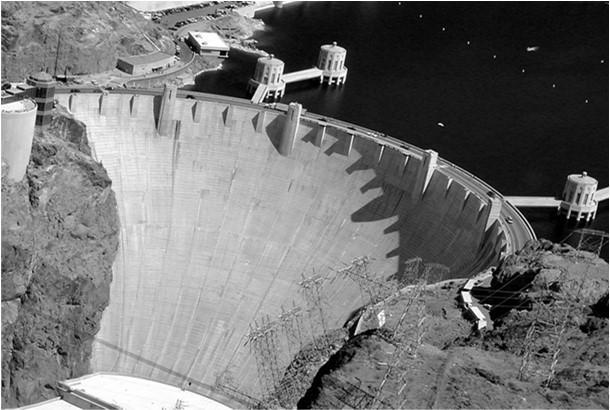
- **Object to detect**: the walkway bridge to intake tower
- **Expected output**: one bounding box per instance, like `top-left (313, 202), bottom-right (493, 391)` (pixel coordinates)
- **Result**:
top-left (250, 84), bottom-right (268, 104)
top-left (282, 67), bottom-right (323, 84)
top-left (250, 68), bottom-right (324, 104)
top-left (506, 187), bottom-right (609, 208)
top-left (596, 187), bottom-right (609, 201)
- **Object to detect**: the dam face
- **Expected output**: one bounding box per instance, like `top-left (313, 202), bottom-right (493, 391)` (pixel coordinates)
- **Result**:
top-left (55, 91), bottom-right (511, 403)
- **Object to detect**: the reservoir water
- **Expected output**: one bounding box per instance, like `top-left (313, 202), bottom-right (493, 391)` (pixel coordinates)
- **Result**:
top-left (196, 2), bottom-right (608, 245)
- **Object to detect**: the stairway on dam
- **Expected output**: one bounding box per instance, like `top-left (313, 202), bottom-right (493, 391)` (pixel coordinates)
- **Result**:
top-left (55, 91), bottom-right (512, 404)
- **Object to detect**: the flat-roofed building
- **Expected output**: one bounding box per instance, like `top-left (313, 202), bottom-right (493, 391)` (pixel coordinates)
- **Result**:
top-left (187, 31), bottom-right (230, 58)
top-left (1, 82), bottom-right (35, 104)
top-left (116, 51), bottom-right (177, 75)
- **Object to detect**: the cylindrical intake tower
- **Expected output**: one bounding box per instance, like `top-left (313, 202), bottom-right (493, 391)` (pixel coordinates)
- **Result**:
top-left (247, 54), bottom-right (286, 100)
top-left (26, 71), bottom-right (56, 127)
top-left (1, 98), bottom-right (37, 182)
top-left (317, 41), bottom-right (348, 85)
top-left (558, 171), bottom-right (598, 222)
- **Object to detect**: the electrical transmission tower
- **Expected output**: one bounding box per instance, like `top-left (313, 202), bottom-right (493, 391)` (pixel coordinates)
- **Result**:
top-left (422, 263), bottom-right (449, 285)
top-left (561, 228), bottom-right (609, 257)
top-left (543, 265), bottom-right (587, 389)
top-left (278, 303), bottom-right (306, 356)
top-left (299, 271), bottom-right (332, 352)
top-left (372, 259), bottom-right (434, 408)
top-left (245, 315), bottom-right (284, 404)
top-left (515, 262), bottom-right (565, 382)
top-left (401, 257), bottom-right (424, 285)
top-left (336, 256), bottom-right (397, 305)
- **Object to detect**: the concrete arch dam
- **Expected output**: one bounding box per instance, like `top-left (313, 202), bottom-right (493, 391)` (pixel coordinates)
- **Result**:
top-left (54, 90), bottom-right (533, 404)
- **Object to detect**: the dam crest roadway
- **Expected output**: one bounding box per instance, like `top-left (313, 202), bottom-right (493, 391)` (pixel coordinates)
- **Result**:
top-left (54, 86), bottom-right (535, 405)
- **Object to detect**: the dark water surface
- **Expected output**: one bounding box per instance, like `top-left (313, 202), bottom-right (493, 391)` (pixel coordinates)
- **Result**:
top-left (196, 2), bottom-right (609, 243)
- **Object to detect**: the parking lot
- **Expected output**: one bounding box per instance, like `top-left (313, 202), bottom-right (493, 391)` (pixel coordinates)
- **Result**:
top-left (156, 1), bottom-right (245, 28)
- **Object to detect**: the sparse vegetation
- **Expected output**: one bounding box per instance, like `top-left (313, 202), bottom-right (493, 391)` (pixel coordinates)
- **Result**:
top-left (1, 2), bottom-right (174, 80)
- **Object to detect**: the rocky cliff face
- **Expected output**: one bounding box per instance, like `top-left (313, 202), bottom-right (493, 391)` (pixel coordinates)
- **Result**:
top-left (1, 107), bottom-right (119, 406)
top-left (298, 241), bottom-right (609, 409)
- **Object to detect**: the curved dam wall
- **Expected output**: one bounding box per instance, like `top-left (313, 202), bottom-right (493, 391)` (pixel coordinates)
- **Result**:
top-left (54, 90), bottom-right (530, 403)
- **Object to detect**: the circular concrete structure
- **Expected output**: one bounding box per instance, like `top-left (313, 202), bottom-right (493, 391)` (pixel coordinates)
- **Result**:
top-left (317, 42), bottom-right (348, 85)
top-left (559, 171), bottom-right (599, 221)
top-left (54, 89), bottom-right (533, 404)
top-left (248, 54), bottom-right (286, 99)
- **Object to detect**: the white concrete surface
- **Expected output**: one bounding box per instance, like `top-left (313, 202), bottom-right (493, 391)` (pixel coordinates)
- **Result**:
top-left (60, 373), bottom-right (229, 410)
top-left (54, 91), bottom-right (507, 402)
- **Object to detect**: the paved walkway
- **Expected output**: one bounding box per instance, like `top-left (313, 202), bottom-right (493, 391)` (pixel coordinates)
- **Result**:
top-left (283, 68), bottom-right (323, 84)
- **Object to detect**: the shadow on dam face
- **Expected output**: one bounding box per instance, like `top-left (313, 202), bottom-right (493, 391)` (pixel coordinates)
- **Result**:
top-left (55, 92), bottom-right (506, 402)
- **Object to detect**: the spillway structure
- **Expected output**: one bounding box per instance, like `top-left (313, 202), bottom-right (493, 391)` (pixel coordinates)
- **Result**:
top-left (54, 87), bottom-right (535, 406)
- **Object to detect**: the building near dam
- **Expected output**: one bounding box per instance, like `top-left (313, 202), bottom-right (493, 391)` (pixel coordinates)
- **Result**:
top-left (559, 172), bottom-right (599, 222)
top-left (187, 31), bottom-right (230, 58)
top-left (21, 373), bottom-right (230, 409)
top-left (116, 51), bottom-right (177, 75)
top-left (44, 85), bottom-right (536, 406)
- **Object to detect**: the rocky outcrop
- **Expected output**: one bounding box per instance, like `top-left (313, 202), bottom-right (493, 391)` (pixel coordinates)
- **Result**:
top-left (1, 2), bottom-right (174, 80)
top-left (1, 108), bottom-right (119, 406)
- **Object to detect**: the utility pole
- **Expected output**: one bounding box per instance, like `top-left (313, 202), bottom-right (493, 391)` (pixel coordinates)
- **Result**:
top-left (53, 31), bottom-right (62, 78)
